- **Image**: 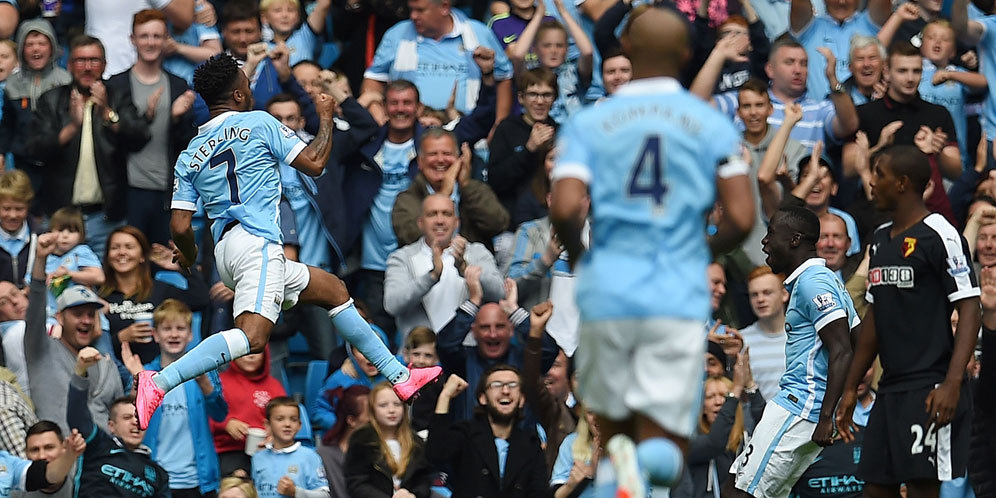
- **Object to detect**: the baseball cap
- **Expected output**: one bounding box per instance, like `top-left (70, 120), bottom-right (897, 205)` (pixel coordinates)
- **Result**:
top-left (57, 285), bottom-right (102, 312)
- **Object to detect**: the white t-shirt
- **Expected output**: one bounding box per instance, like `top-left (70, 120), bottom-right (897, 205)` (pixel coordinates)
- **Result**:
top-left (739, 322), bottom-right (787, 401)
top-left (85, 0), bottom-right (174, 78)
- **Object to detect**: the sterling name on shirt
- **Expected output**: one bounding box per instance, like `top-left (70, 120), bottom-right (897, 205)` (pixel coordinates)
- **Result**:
top-left (187, 126), bottom-right (255, 170)
top-left (599, 103), bottom-right (703, 136)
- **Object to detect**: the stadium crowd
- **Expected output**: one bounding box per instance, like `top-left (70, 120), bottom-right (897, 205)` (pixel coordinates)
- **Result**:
top-left (0, 0), bottom-right (994, 496)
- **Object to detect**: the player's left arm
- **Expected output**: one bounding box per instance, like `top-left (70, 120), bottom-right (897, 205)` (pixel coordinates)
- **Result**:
top-left (170, 209), bottom-right (198, 272)
top-left (927, 296), bottom-right (981, 427)
top-left (814, 317), bottom-right (854, 446)
top-left (290, 95), bottom-right (337, 177)
top-left (549, 120), bottom-right (591, 268)
top-left (710, 159), bottom-right (755, 255)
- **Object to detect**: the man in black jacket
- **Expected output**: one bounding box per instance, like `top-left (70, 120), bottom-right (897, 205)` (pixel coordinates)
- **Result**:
top-left (69, 347), bottom-right (170, 498)
top-left (105, 9), bottom-right (196, 246)
top-left (26, 35), bottom-right (150, 258)
top-left (427, 366), bottom-right (548, 498)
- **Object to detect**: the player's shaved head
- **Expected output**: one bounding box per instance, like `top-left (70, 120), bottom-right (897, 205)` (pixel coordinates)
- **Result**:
top-left (775, 206), bottom-right (821, 246)
top-left (878, 145), bottom-right (931, 194)
top-left (620, 6), bottom-right (690, 78)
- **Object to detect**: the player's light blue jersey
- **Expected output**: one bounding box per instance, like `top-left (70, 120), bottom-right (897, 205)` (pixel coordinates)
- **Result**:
top-left (172, 110), bottom-right (307, 244)
top-left (775, 258), bottom-right (859, 423)
top-left (251, 443), bottom-right (329, 498)
top-left (552, 77), bottom-right (748, 322)
top-left (0, 451), bottom-right (31, 497)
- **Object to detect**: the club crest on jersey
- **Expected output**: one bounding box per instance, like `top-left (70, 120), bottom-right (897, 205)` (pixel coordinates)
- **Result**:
top-left (947, 255), bottom-right (970, 277)
top-left (812, 292), bottom-right (837, 312)
top-left (902, 237), bottom-right (917, 258)
top-left (868, 266), bottom-right (914, 288)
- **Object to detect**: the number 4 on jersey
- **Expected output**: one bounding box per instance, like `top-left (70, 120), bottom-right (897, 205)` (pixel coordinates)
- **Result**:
top-left (627, 135), bottom-right (667, 207)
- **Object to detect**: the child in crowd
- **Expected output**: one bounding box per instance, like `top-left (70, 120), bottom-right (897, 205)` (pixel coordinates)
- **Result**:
top-left (259, 0), bottom-right (332, 65)
top-left (120, 299), bottom-right (228, 497)
top-left (509, 0), bottom-right (592, 123)
top-left (344, 382), bottom-right (434, 497)
top-left (0, 39), bottom-right (15, 87)
top-left (44, 208), bottom-right (104, 325)
top-left (405, 326), bottom-right (442, 433)
top-left (313, 327), bottom-right (394, 434)
top-left (318, 385), bottom-right (371, 498)
top-left (0, 170), bottom-right (35, 286)
top-left (252, 397), bottom-right (331, 498)
top-left (211, 347), bottom-right (286, 477)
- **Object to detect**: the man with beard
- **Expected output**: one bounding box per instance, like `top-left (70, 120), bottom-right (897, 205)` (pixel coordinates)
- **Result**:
top-left (426, 367), bottom-right (548, 498)
top-left (24, 233), bottom-right (123, 435)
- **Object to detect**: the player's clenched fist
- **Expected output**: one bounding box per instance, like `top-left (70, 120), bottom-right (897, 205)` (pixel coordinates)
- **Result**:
top-left (315, 93), bottom-right (338, 118)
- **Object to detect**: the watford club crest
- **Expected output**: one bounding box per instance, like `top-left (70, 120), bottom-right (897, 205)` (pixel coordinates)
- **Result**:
top-left (902, 237), bottom-right (917, 258)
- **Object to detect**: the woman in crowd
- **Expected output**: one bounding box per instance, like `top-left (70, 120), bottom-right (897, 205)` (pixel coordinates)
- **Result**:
top-left (211, 347), bottom-right (287, 477)
top-left (318, 384), bottom-right (371, 498)
top-left (100, 225), bottom-right (209, 366)
top-left (345, 382), bottom-right (434, 498)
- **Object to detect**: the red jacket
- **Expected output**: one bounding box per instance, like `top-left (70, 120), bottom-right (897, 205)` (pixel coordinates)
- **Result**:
top-left (210, 346), bottom-right (286, 453)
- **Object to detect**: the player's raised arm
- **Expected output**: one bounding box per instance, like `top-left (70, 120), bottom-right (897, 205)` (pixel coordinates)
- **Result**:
top-left (290, 94), bottom-right (337, 177)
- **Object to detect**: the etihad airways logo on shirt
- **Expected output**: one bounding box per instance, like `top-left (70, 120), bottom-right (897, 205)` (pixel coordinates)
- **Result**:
top-left (868, 266), bottom-right (914, 289)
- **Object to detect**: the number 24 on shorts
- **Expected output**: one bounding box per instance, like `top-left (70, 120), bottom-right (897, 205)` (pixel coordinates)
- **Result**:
top-left (910, 423), bottom-right (937, 455)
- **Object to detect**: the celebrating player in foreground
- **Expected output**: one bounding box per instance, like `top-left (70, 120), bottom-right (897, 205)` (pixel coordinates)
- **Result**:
top-left (549, 6), bottom-right (755, 497)
top-left (836, 146), bottom-right (980, 498)
top-left (134, 54), bottom-right (441, 429)
top-left (726, 203), bottom-right (858, 497)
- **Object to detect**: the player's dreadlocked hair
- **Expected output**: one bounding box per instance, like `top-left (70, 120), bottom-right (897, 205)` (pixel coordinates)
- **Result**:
top-left (194, 53), bottom-right (241, 107)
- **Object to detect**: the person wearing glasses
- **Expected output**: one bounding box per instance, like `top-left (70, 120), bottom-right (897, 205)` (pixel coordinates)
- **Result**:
top-left (27, 35), bottom-right (150, 258)
top-left (427, 367), bottom-right (549, 498)
top-left (487, 67), bottom-right (559, 231)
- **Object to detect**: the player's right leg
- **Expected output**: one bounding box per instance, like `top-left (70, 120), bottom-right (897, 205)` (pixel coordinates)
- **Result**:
top-left (295, 266), bottom-right (441, 402)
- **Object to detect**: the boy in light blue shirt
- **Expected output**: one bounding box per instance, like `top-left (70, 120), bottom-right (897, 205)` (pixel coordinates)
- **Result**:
top-left (951, 0), bottom-right (996, 167)
top-left (252, 397), bottom-right (330, 498)
top-left (163, 21), bottom-right (222, 85)
top-left (260, 0), bottom-right (332, 66)
top-left (124, 299), bottom-right (227, 496)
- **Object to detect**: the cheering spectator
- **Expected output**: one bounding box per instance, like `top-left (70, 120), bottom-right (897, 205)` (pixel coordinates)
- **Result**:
top-left (0, 426), bottom-right (84, 498)
top-left (26, 234), bottom-right (123, 435)
top-left (84, 0), bottom-right (195, 78)
top-left (489, 0), bottom-right (555, 67)
top-left (524, 301), bottom-right (577, 472)
top-left (705, 340), bottom-right (728, 378)
top-left (0, 20), bottom-right (70, 177)
top-left (27, 36), bottom-right (150, 258)
top-left (691, 3), bottom-right (770, 95)
top-left (788, 0), bottom-right (890, 99)
top-left (599, 49), bottom-right (631, 97)
top-left (259, 0), bottom-right (332, 66)
top-left (106, 9), bottom-right (197, 246)
top-left (738, 266), bottom-right (787, 400)
top-left (360, 0), bottom-right (514, 123)
top-left (508, 0), bottom-right (592, 123)
top-left (0, 170), bottom-right (37, 287)
top-left (850, 42), bottom-right (962, 223)
top-left (952, 0), bottom-right (996, 171)
top-left (0, 0), bottom-right (15, 39)
top-left (344, 382), bottom-right (434, 497)
top-left (427, 370), bottom-right (548, 498)
top-left (19, 420), bottom-right (80, 498)
top-left (403, 327), bottom-right (443, 432)
top-left (162, 4), bottom-right (223, 85)
top-left (391, 129), bottom-right (508, 249)
top-left (211, 348), bottom-right (286, 477)
top-left (436, 269), bottom-right (559, 420)
top-left (549, 408), bottom-right (599, 498)
top-left (119, 299), bottom-right (227, 498)
top-left (695, 38), bottom-right (860, 150)
top-left (251, 397), bottom-right (331, 498)
top-left (41, 208), bottom-right (104, 328)
top-left (318, 385), bottom-right (370, 498)
top-left (841, 35), bottom-right (886, 106)
top-left (487, 67), bottom-right (559, 228)
top-left (0, 282), bottom-right (29, 397)
top-left (101, 225), bottom-right (208, 367)
top-left (384, 194), bottom-right (504, 335)
top-left (68, 347), bottom-right (170, 497)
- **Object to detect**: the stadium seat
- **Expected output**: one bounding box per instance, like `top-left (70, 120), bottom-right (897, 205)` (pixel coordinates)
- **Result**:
top-left (305, 360), bottom-right (329, 422)
top-left (295, 403), bottom-right (315, 447)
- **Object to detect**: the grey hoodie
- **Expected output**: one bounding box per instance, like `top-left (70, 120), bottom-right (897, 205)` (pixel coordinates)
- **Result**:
top-left (5, 18), bottom-right (71, 110)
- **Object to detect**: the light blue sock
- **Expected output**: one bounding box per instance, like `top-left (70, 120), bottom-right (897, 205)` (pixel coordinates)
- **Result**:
top-left (637, 438), bottom-right (683, 487)
top-left (152, 329), bottom-right (250, 392)
top-left (593, 457), bottom-right (617, 498)
top-left (329, 299), bottom-right (409, 384)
